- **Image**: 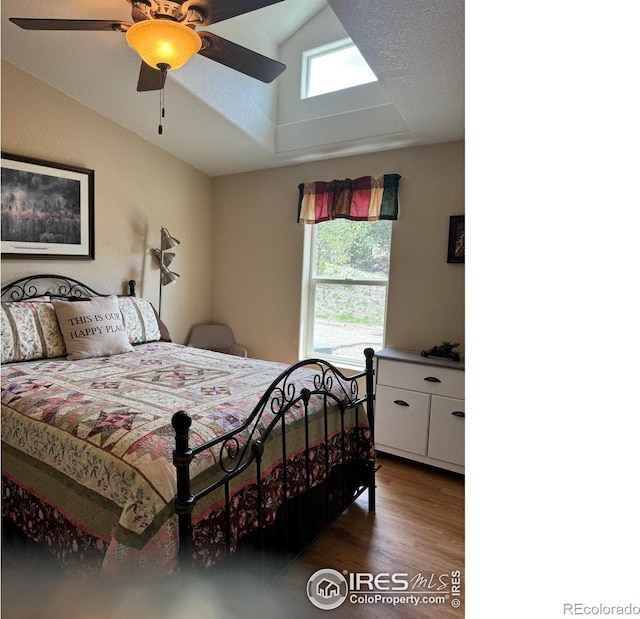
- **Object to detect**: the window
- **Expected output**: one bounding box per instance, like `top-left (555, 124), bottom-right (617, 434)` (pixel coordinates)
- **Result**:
top-left (301, 39), bottom-right (378, 99)
top-left (300, 218), bottom-right (393, 367)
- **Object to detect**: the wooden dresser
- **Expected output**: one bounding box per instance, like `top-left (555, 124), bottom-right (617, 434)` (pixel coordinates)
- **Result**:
top-left (374, 348), bottom-right (465, 474)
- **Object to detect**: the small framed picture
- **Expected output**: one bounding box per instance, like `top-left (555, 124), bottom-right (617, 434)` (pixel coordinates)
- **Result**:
top-left (1, 152), bottom-right (95, 259)
top-left (447, 215), bottom-right (465, 264)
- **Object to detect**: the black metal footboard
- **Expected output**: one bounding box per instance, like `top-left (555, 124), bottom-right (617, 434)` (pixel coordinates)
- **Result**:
top-left (171, 348), bottom-right (376, 573)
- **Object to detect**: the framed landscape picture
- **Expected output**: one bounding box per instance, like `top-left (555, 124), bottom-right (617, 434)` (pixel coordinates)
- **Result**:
top-left (447, 214), bottom-right (465, 264)
top-left (1, 152), bottom-right (94, 259)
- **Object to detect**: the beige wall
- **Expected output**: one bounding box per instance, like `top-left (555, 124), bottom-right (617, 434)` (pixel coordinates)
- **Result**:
top-left (210, 141), bottom-right (465, 364)
top-left (1, 61), bottom-right (214, 344)
top-left (2, 61), bottom-right (464, 361)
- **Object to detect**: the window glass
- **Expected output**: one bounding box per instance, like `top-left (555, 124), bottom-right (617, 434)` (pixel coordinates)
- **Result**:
top-left (315, 219), bottom-right (391, 279)
top-left (301, 219), bottom-right (392, 366)
top-left (302, 40), bottom-right (377, 99)
top-left (312, 283), bottom-right (387, 359)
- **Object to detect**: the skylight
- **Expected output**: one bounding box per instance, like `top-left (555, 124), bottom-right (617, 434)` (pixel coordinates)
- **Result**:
top-left (301, 39), bottom-right (378, 99)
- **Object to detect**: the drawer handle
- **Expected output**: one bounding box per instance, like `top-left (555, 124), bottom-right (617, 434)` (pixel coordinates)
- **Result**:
top-left (451, 411), bottom-right (465, 418)
top-left (393, 399), bottom-right (410, 407)
top-left (424, 376), bottom-right (442, 383)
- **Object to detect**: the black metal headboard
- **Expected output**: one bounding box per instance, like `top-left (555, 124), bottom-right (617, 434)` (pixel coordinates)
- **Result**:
top-left (0, 274), bottom-right (136, 302)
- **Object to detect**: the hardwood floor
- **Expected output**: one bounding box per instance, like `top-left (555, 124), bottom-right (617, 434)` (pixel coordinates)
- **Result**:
top-left (1, 454), bottom-right (464, 618)
top-left (273, 452), bottom-right (465, 618)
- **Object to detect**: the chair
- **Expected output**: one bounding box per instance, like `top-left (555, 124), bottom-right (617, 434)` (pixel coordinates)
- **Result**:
top-left (186, 324), bottom-right (248, 357)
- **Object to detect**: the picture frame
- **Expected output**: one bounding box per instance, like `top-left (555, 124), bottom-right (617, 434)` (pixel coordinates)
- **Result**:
top-left (1, 152), bottom-right (95, 260)
top-left (447, 214), bottom-right (465, 264)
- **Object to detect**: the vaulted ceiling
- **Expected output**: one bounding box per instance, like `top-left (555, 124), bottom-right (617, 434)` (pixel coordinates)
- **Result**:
top-left (1, 0), bottom-right (464, 177)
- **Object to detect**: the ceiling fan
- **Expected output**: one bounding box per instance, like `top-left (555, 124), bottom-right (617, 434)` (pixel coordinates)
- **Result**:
top-left (9, 0), bottom-right (287, 92)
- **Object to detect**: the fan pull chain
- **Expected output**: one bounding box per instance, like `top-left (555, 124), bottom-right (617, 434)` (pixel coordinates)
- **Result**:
top-left (158, 87), bottom-right (165, 135)
top-left (157, 63), bottom-right (168, 135)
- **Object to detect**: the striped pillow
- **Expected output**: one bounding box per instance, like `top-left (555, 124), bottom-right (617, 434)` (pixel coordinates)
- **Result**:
top-left (1, 299), bottom-right (66, 363)
top-left (117, 297), bottom-right (161, 344)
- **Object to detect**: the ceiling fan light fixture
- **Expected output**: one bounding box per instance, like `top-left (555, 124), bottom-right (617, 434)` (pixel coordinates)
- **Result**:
top-left (126, 20), bottom-right (201, 71)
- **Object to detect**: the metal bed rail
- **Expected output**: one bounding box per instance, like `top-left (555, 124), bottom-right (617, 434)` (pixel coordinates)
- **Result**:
top-left (172, 348), bottom-right (376, 572)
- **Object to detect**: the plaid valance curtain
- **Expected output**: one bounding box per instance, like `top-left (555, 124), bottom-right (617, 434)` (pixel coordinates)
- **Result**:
top-left (297, 174), bottom-right (401, 224)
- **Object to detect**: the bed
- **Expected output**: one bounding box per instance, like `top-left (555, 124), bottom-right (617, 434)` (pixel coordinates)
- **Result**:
top-left (1, 274), bottom-right (376, 577)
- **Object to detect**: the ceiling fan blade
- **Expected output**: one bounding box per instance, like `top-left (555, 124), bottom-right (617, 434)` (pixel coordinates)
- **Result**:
top-left (9, 18), bottom-right (130, 32)
top-left (136, 62), bottom-right (167, 92)
top-left (195, 0), bottom-right (285, 26)
top-left (198, 32), bottom-right (285, 83)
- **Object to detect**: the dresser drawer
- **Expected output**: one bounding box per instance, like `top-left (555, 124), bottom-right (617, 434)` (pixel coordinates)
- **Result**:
top-left (427, 396), bottom-right (465, 466)
top-left (377, 359), bottom-right (464, 399)
top-left (375, 386), bottom-right (431, 456)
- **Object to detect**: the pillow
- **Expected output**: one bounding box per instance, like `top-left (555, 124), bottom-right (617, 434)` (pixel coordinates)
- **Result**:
top-left (1, 300), bottom-right (66, 364)
top-left (117, 297), bottom-right (162, 344)
top-left (52, 296), bottom-right (133, 360)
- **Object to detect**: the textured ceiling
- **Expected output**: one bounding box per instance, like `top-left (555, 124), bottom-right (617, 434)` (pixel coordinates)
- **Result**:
top-left (1, 0), bottom-right (464, 177)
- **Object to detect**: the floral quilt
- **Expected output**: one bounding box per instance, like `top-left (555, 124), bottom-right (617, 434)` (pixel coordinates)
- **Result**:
top-left (1, 342), bottom-right (372, 574)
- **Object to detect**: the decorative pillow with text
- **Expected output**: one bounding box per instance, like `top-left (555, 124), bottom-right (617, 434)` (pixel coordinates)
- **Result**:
top-left (52, 296), bottom-right (133, 360)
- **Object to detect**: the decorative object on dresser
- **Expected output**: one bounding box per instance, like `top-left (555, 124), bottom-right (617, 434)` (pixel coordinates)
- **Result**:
top-left (151, 226), bottom-right (180, 316)
top-left (421, 341), bottom-right (461, 362)
top-left (375, 348), bottom-right (465, 474)
top-left (1, 152), bottom-right (95, 259)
